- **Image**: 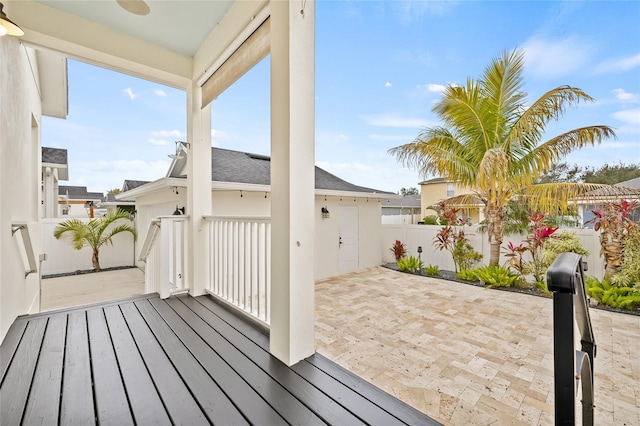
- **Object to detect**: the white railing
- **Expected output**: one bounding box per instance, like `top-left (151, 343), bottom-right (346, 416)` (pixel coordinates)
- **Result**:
top-left (204, 216), bottom-right (271, 325)
top-left (138, 216), bottom-right (189, 298)
top-left (12, 222), bottom-right (37, 277)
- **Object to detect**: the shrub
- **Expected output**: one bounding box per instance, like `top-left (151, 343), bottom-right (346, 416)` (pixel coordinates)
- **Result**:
top-left (397, 256), bottom-right (424, 273)
top-left (473, 265), bottom-right (522, 288)
top-left (390, 240), bottom-right (407, 261)
top-left (424, 264), bottom-right (440, 276)
top-left (452, 240), bottom-right (483, 271)
top-left (422, 215), bottom-right (439, 225)
top-left (586, 275), bottom-right (640, 310)
top-left (611, 226), bottom-right (640, 286)
top-left (541, 231), bottom-right (589, 270)
top-left (456, 269), bottom-right (477, 281)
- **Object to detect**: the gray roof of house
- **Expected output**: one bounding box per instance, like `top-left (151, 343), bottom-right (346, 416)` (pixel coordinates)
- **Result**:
top-left (616, 176), bottom-right (640, 189)
top-left (381, 195), bottom-right (421, 208)
top-left (42, 147), bottom-right (68, 165)
top-left (174, 147), bottom-right (391, 194)
top-left (122, 180), bottom-right (150, 192)
top-left (58, 185), bottom-right (103, 200)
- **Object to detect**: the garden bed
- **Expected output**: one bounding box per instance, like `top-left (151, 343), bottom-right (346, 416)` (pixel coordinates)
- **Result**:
top-left (382, 263), bottom-right (640, 316)
top-left (42, 265), bottom-right (138, 279)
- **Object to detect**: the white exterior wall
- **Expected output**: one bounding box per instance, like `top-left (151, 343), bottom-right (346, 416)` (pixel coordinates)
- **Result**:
top-left (132, 187), bottom-right (383, 280)
top-left (0, 39), bottom-right (43, 341)
top-left (382, 224), bottom-right (605, 280)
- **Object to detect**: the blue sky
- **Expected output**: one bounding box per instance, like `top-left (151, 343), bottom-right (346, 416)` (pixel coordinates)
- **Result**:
top-left (42, 0), bottom-right (640, 195)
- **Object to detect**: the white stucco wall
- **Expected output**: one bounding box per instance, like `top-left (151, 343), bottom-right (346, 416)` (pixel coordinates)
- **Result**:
top-left (0, 39), bottom-right (43, 342)
top-left (131, 187), bottom-right (383, 280)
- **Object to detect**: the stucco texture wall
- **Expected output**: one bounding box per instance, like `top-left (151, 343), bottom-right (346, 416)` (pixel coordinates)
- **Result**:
top-left (0, 39), bottom-right (43, 342)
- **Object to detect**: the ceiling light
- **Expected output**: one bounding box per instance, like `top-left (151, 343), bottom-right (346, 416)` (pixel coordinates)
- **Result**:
top-left (116, 0), bottom-right (150, 16)
top-left (0, 2), bottom-right (24, 37)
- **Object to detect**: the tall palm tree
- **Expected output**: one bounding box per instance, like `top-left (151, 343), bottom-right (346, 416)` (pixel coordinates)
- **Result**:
top-left (390, 49), bottom-right (618, 266)
top-left (54, 208), bottom-right (137, 272)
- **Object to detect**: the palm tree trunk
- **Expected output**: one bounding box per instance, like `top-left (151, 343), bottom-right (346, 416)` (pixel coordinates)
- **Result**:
top-left (92, 249), bottom-right (101, 272)
top-left (486, 204), bottom-right (505, 266)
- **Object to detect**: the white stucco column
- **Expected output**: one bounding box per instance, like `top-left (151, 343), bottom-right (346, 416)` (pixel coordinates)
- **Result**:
top-left (186, 82), bottom-right (212, 296)
top-left (269, 0), bottom-right (315, 366)
top-left (44, 167), bottom-right (54, 218)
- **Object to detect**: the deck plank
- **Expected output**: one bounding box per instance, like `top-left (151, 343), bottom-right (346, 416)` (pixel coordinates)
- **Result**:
top-left (86, 308), bottom-right (134, 426)
top-left (306, 353), bottom-right (442, 426)
top-left (103, 305), bottom-right (171, 425)
top-left (148, 297), bottom-right (288, 426)
top-left (119, 302), bottom-right (209, 425)
top-left (0, 319), bottom-right (47, 425)
top-left (180, 295), bottom-right (367, 426)
top-left (165, 297), bottom-right (326, 426)
top-left (60, 312), bottom-right (96, 425)
top-left (0, 318), bottom-right (28, 384)
top-left (134, 300), bottom-right (249, 426)
top-left (22, 316), bottom-right (67, 425)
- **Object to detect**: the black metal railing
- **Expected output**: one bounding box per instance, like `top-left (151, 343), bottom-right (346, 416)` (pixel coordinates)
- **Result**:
top-left (547, 252), bottom-right (596, 426)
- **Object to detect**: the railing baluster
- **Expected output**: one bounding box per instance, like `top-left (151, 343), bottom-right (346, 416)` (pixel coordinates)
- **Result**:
top-left (203, 216), bottom-right (271, 326)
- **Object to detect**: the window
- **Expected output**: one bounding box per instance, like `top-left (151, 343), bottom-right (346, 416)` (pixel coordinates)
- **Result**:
top-left (446, 183), bottom-right (454, 197)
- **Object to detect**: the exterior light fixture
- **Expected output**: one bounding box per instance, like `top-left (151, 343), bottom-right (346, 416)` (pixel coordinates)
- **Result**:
top-left (0, 2), bottom-right (24, 37)
top-left (417, 246), bottom-right (423, 262)
top-left (321, 206), bottom-right (330, 219)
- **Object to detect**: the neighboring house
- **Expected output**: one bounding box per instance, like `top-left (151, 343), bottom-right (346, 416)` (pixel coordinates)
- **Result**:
top-left (119, 146), bottom-right (394, 281)
top-left (580, 176), bottom-right (640, 226)
top-left (58, 185), bottom-right (104, 217)
top-left (100, 180), bottom-right (149, 215)
top-left (381, 194), bottom-right (422, 224)
top-left (41, 147), bottom-right (68, 218)
top-left (419, 177), bottom-right (483, 224)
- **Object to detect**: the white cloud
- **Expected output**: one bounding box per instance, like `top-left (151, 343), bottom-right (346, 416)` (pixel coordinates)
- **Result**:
top-left (211, 128), bottom-right (230, 147)
top-left (362, 113), bottom-right (430, 128)
top-left (385, 81), bottom-right (392, 88)
top-left (151, 129), bottom-right (182, 138)
top-left (522, 35), bottom-right (592, 79)
top-left (338, 134), bottom-right (349, 142)
top-left (595, 53), bottom-right (640, 74)
top-left (425, 83), bottom-right (446, 93)
top-left (154, 89), bottom-right (167, 97)
top-left (612, 108), bottom-right (640, 125)
top-left (123, 88), bottom-right (138, 100)
top-left (612, 88), bottom-right (639, 103)
top-left (147, 138), bottom-right (169, 146)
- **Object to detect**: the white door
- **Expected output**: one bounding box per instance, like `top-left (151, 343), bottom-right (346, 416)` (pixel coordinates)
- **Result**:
top-left (339, 205), bottom-right (359, 274)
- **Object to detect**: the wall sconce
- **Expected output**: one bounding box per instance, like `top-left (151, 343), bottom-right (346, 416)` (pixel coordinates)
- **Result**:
top-left (171, 186), bottom-right (179, 195)
top-left (167, 141), bottom-right (190, 160)
top-left (173, 205), bottom-right (185, 215)
top-left (0, 2), bottom-right (24, 37)
top-left (321, 206), bottom-right (330, 219)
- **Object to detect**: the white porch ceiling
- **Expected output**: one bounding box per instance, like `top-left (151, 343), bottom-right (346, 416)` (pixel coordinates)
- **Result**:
top-left (35, 0), bottom-right (234, 57)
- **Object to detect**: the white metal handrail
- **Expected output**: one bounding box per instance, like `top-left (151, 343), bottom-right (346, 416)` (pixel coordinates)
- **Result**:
top-left (138, 219), bottom-right (161, 262)
top-left (204, 216), bottom-right (271, 325)
top-left (12, 222), bottom-right (37, 277)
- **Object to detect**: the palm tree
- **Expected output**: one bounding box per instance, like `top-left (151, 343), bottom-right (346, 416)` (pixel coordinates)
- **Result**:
top-left (390, 49), bottom-right (618, 266)
top-left (54, 208), bottom-right (137, 272)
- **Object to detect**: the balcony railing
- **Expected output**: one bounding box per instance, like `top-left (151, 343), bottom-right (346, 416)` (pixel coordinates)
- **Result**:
top-left (11, 222), bottom-right (37, 278)
top-left (547, 252), bottom-right (596, 426)
top-left (204, 216), bottom-right (271, 325)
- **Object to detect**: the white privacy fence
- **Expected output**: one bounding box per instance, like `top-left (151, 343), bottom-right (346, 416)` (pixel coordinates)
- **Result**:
top-left (41, 218), bottom-right (135, 276)
top-left (138, 216), bottom-right (188, 298)
top-left (204, 216), bottom-right (271, 325)
top-left (382, 224), bottom-right (604, 280)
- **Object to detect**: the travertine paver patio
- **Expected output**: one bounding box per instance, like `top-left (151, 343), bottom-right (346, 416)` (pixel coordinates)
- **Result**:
top-left (315, 266), bottom-right (640, 426)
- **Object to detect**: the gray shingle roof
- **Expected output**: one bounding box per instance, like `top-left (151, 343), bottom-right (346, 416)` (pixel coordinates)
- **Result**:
top-left (381, 195), bottom-right (421, 208)
top-left (616, 176), bottom-right (640, 189)
top-left (122, 180), bottom-right (150, 192)
top-left (58, 186), bottom-right (103, 200)
top-left (42, 147), bottom-right (67, 165)
top-left (204, 147), bottom-right (390, 194)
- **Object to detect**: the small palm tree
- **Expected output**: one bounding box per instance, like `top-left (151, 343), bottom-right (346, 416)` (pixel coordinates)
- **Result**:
top-left (54, 208), bottom-right (137, 272)
top-left (390, 49), bottom-right (620, 266)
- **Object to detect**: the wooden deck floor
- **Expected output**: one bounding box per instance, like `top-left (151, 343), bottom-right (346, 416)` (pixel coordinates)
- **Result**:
top-left (0, 293), bottom-right (440, 425)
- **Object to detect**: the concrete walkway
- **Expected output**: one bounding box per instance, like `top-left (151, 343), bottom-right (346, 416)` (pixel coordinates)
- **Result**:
top-left (39, 266), bottom-right (639, 425)
top-left (41, 268), bottom-right (145, 312)
top-left (315, 267), bottom-right (640, 425)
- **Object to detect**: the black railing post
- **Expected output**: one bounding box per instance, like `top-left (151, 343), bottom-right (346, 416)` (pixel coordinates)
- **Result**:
top-left (547, 252), bottom-right (596, 426)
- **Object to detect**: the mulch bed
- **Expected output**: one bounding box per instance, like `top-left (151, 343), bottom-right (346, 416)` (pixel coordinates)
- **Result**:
top-left (382, 263), bottom-right (640, 316)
